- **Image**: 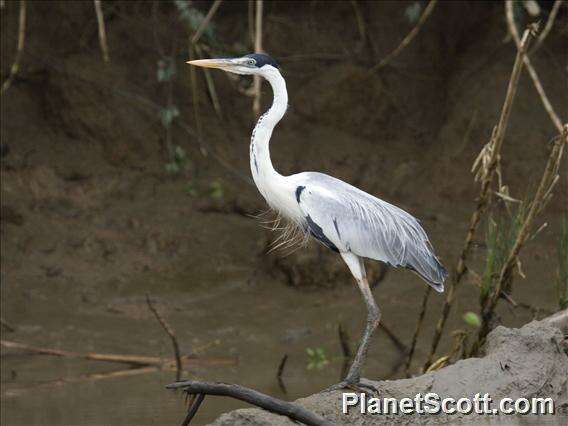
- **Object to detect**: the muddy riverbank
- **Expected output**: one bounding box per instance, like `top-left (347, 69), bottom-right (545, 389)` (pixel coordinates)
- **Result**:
top-left (214, 311), bottom-right (568, 425)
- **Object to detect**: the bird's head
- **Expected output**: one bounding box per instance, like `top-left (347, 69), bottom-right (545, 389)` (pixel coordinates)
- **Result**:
top-left (187, 53), bottom-right (279, 76)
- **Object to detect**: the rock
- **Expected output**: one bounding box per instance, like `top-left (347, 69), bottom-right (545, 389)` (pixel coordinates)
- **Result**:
top-left (212, 313), bottom-right (568, 425)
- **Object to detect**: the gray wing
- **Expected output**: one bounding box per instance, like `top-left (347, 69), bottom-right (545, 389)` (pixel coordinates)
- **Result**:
top-left (294, 173), bottom-right (447, 291)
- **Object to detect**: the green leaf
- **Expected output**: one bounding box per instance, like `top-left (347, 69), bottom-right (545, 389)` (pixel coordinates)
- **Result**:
top-left (157, 58), bottom-right (176, 82)
top-left (174, 145), bottom-right (186, 160)
top-left (165, 162), bottom-right (180, 174)
top-left (306, 348), bottom-right (315, 357)
top-left (463, 312), bottom-right (481, 328)
top-left (175, 0), bottom-right (215, 40)
top-left (209, 181), bottom-right (224, 199)
top-left (184, 182), bottom-right (197, 196)
top-left (160, 106), bottom-right (180, 128)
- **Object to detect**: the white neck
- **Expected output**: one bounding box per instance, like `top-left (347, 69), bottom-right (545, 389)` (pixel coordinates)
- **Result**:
top-left (249, 67), bottom-right (288, 207)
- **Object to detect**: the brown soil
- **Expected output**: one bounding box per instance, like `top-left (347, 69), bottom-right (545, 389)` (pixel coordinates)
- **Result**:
top-left (2, 1), bottom-right (565, 294)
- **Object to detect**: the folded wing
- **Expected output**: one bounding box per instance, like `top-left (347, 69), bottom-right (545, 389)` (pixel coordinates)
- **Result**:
top-left (295, 173), bottom-right (447, 291)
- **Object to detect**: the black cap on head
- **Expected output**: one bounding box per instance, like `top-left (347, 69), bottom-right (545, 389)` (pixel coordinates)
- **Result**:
top-left (244, 53), bottom-right (279, 69)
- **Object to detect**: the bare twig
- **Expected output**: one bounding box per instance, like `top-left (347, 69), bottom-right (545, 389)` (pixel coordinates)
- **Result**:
top-left (379, 321), bottom-right (407, 353)
top-left (252, 0), bottom-right (264, 118)
top-left (1, 340), bottom-right (236, 369)
top-left (182, 393), bottom-right (206, 426)
top-left (194, 43), bottom-right (223, 119)
top-left (470, 6), bottom-right (568, 348)
top-left (187, 44), bottom-right (208, 158)
top-left (248, 0), bottom-right (255, 45)
top-left (1, 340), bottom-right (163, 367)
top-left (1, 0), bottom-right (26, 94)
top-left (505, 1), bottom-right (564, 133)
top-left (338, 323), bottom-right (352, 379)
top-left (276, 354), bottom-right (288, 379)
top-left (368, 0), bottom-right (438, 73)
top-left (276, 354), bottom-right (288, 394)
top-left (94, 0), bottom-right (110, 63)
top-left (405, 286), bottom-right (431, 376)
top-left (167, 380), bottom-right (333, 426)
top-left (191, 0), bottom-right (222, 44)
top-left (349, 0), bottom-right (366, 50)
top-left (423, 28), bottom-right (534, 371)
top-left (146, 294), bottom-right (182, 380)
top-left (478, 129), bottom-right (567, 343)
top-left (3, 366), bottom-right (159, 398)
top-left (370, 264), bottom-right (389, 290)
top-left (425, 355), bottom-right (449, 373)
top-left (530, 0), bottom-right (563, 54)
top-left (338, 323), bottom-right (352, 359)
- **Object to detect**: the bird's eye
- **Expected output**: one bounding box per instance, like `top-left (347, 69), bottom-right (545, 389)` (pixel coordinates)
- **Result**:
top-left (247, 59), bottom-right (256, 66)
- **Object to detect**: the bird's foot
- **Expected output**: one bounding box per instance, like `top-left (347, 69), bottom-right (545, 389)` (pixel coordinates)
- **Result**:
top-left (323, 378), bottom-right (380, 396)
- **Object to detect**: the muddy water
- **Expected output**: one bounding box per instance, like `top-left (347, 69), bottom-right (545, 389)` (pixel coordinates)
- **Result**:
top-left (1, 212), bottom-right (561, 426)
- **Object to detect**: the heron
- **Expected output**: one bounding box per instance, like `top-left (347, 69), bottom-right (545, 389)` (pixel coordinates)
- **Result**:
top-left (188, 53), bottom-right (447, 391)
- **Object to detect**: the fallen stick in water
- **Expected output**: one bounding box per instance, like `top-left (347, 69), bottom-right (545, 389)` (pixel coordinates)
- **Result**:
top-left (0, 340), bottom-right (237, 368)
top-left (3, 366), bottom-right (159, 398)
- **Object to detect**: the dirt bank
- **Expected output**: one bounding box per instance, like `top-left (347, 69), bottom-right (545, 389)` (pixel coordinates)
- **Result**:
top-left (214, 310), bottom-right (568, 425)
top-left (1, 1), bottom-right (566, 295)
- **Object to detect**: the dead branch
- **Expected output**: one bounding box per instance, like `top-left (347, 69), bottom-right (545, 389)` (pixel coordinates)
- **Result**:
top-left (338, 323), bottom-right (352, 359)
top-left (405, 286), bottom-right (431, 376)
top-left (423, 28), bottom-right (534, 371)
top-left (191, 0), bottom-right (222, 45)
top-left (276, 354), bottom-right (288, 379)
top-left (370, 264), bottom-right (389, 290)
top-left (3, 366), bottom-right (158, 398)
top-left (1, 340), bottom-right (163, 366)
top-left (530, 0), bottom-right (563, 54)
top-left (248, 0), bottom-right (255, 45)
top-left (506, 1), bottom-right (564, 133)
top-left (146, 294), bottom-right (182, 380)
top-left (194, 43), bottom-right (223, 118)
top-left (368, 0), bottom-right (438, 73)
top-left (94, 0), bottom-right (110, 63)
top-left (183, 393), bottom-right (206, 425)
top-left (187, 44), bottom-right (208, 158)
top-left (1, 0), bottom-right (26, 95)
top-left (478, 129), bottom-right (567, 343)
top-left (349, 0), bottom-right (366, 51)
top-left (276, 354), bottom-right (288, 394)
top-left (167, 380), bottom-right (333, 426)
top-left (252, 0), bottom-right (264, 118)
top-left (379, 321), bottom-right (407, 353)
top-left (0, 340), bottom-right (237, 369)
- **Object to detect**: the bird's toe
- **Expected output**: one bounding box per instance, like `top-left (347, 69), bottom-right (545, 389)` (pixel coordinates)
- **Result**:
top-left (323, 379), bottom-right (379, 396)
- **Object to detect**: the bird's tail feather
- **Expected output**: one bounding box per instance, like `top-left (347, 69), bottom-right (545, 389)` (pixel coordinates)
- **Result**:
top-left (405, 254), bottom-right (447, 293)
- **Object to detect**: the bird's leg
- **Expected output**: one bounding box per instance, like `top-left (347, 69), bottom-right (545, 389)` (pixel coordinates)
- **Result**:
top-left (325, 277), bottom-right (381, 394)
top-left (345, 277), bottom-right (381, 383)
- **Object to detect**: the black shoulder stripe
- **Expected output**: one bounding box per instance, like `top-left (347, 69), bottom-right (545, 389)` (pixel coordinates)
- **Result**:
top-left (295, 185), bottom-right (306, 203)
top-left (306, 215), bottom-right (339, 253)
top-left (333, 218), bottom-right (341, 239)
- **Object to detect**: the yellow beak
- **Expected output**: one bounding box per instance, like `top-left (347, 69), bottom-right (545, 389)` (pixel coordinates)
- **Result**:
top-left (186, 58), bottom-right (234, 69)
